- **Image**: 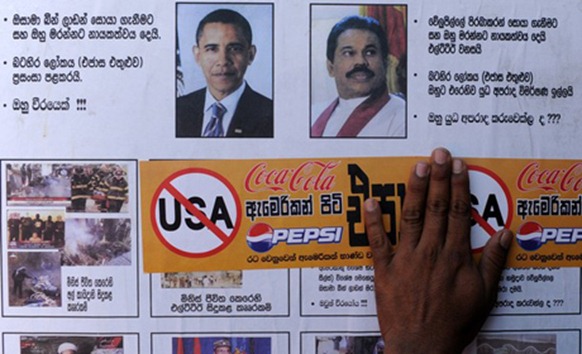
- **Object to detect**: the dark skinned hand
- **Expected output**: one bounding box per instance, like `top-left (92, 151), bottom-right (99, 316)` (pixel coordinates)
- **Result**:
top-left (364, 148), bottom-right (513, 353)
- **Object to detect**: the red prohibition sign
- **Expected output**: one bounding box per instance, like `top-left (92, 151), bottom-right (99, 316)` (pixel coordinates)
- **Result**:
top-left (149, 168), bottom-right (241, 258)
top-left (468, 165), bottom-right (513, 253)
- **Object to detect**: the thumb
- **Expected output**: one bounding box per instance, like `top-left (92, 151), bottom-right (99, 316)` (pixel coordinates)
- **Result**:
top-left (479, 229), bottom-right (513, 296)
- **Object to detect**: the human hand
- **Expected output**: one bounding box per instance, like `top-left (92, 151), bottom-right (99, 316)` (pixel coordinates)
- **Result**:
top-left (365, 148), bottom-right (513, 354)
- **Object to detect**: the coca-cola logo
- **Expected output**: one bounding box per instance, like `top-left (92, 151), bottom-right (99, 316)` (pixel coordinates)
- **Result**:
top-left (517, 161), bottom-right (582, 193)
top-left (244, 161), bottom-right (339, 193)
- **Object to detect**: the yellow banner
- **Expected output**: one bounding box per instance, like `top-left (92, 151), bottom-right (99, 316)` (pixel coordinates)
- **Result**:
top-left (140, 157), bottom-right (582, 272)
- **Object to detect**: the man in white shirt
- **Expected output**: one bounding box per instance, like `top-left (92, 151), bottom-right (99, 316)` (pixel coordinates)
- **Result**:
top-left (312, 16), bottom-right (405, 138)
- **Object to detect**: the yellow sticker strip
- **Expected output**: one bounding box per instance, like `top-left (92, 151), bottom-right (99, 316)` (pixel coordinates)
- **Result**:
top-left (140, 157), bottom-right (582, 272)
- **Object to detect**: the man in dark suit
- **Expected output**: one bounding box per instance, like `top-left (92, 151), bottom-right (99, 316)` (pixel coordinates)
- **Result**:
top-left (176, 9), bottom-right (273, 138)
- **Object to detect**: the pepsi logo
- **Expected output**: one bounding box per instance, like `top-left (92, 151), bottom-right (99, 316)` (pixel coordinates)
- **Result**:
top-left (516, 221), bottom-right (543, 251)
top-left (247, 223), bottom-right (274, 253)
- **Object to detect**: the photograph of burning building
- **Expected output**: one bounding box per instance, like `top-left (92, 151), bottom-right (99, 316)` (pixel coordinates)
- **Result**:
top-left (63, 218), bottom-right (131, 266)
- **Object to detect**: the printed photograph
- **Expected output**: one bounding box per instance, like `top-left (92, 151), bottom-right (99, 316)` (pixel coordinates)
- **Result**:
top-left (7, 210), bottom-right (66, 249)
top-left (173, 337), bottom-right (271, 354)
top-left (63, 218), bottom-right (131, 266)
top-left (311, 5), bottom-right (407, 138)
top-left (8, 251), bottom-right (61, 307)
top-left (6, 163), bottom-right (129, 213)
top-left (475, 333), bottom-right (557, 354)
top-left (315, 335), bottom-right (384, 354)
top-left (176, 3), bottom-right (274, 138)
top-left (162, 271), bottom-right (243, 288)
top-left (7, 163), bottom-right (72, 206)
top-left (20, 335), bottom-right (123, 354)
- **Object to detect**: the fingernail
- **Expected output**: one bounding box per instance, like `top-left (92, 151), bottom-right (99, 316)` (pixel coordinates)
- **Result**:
top-left (499, 229), bottom-right (513, 250)
top-left (415, 162), bottom-right (429, 178)
top-left (434, 148), bottom-right (449, 165)
top-left (365, 198), bottom-right (377, 212)
top-left (452, 159), bottom-right (464, 174)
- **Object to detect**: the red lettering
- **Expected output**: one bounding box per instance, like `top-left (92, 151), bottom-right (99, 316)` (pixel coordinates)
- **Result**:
top-left (289, 162), bottom-right (309, 192)
top-left (245, 163), bottom-right (283, 192)
top-left (274, 169), bottom-right (289, 185)
top-left (254, 166), bottom-right (266, 186)
top-left (517, 162), bottom-right (539, 192)
top-left (245, 162), bottom-right (263, 192)
top-left (244, 160), bottom-right (339, 193)
top-left (320, 175), bottom-right (335, 190)
top-left (547, 169), bottom-right (561, 185)
top-left (290, 162), bottom-right (322, 192)
top-left (517, 161), bottom-right (582, 193)
top-left (265, 169), bottom-right (276, 185)
top-left (560, 162), bottom-right (582, 192)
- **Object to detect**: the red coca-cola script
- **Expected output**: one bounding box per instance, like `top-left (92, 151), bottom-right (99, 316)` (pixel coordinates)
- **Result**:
top-left (517, 161), bottom-right (582, 193)
top-left (244, 161), bottom-right (340, 193)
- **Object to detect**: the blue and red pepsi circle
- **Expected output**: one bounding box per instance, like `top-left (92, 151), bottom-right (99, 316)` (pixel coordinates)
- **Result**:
top-left (516, 221), bottom-right (544, 251)
top-left (247, 223), bottom-right (274, 253)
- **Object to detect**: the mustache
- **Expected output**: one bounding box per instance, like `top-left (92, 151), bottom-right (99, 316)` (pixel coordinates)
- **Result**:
top-left (346, 64), bottom-right (375, 78)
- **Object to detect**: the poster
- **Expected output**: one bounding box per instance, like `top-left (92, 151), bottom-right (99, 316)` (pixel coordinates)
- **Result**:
top-left (1, 0), bottom-right (581, 352)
